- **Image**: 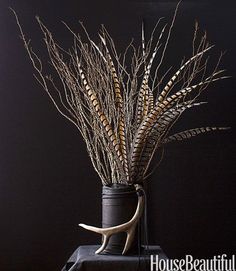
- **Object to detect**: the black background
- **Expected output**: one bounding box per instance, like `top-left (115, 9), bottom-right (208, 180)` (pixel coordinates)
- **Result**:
top-left (0, 0), bottom-right (235, 270)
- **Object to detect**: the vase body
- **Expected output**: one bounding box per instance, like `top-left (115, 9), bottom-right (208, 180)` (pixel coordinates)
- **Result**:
top-left (102, 184), bottom-right (139, 255)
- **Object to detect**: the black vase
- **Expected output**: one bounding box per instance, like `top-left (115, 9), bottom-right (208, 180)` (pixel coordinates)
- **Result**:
top-left (102, 184), bottom-right (139, 255)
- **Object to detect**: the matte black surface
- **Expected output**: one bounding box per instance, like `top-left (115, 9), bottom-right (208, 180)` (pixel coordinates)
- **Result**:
top-left (102, 184), bottom-right (138, 254)
top-left (0, 0), bottom-right (235, 271)
top-left (61, 245), bottom-right (167, 271)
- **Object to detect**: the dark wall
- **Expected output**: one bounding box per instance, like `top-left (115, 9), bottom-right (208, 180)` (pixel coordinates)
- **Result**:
top-left (0, 0), bottom-right (235, 270)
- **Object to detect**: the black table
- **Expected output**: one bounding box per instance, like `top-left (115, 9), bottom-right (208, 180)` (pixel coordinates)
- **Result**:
top-left (61, 245), bottom-right (167, 271)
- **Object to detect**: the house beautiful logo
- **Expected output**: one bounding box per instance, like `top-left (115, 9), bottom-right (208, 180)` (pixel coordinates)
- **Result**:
top-left (150, 254), bottom-right (235, 271)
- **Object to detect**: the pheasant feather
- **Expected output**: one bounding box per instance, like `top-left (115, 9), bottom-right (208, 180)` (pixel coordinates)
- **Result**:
top-left (163, 127), bottom-right (229, 144)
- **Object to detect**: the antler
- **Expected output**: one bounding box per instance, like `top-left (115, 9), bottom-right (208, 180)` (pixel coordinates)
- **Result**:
top-left (79, 184), bottom-right (145, 255)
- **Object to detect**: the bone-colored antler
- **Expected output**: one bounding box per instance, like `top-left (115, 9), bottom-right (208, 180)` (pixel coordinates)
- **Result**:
top-left (79, 184), bottom-right (145, 255)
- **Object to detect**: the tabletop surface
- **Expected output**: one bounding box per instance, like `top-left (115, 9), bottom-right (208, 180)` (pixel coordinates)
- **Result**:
top-left (61, 245), bottom-right (167, 271)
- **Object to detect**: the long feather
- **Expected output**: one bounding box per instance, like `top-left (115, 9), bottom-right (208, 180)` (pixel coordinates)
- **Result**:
top-left (77, 62), bottom-right (126, 177)
top-left (99, 34), bottom-right (129, 179)
top-left (163, 127), bottom-right (229, 143)
top-left (157, 45), bottom-right (214, 104)
top-left (136, 24), bottom-right (167, 127)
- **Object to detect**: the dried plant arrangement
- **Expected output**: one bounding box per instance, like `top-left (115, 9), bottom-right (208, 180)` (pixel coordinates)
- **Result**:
top-left (12, 2), bottom-right (229, 255)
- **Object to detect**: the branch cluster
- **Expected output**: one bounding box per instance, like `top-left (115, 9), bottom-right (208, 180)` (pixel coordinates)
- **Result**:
top-left (12, 6), bottom-right (228, 185)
